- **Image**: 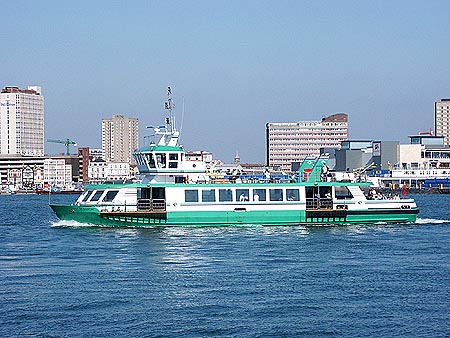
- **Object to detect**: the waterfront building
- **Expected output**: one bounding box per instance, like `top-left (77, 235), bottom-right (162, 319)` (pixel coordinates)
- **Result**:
top-left (43, 158), bottom-right (73, 188)
top-left (0, 155), bottom-right (45, 185)
top-left (435, 99), bottom-right (450, 145)
top-left (88, 160), bottom-right (131, 184)
top-left (0, 86), bottom-right (44, 156)
top-left (106, 162), bottom-right (131, 181)
top-left (185, 150), bottom-right (213, 163)
top-left (88, 159), bottom-right (107, 184)
top-left (102, 115), bottom-right (139, 164)
top-left (266, 113), bottom-right (348, 172)
top-left (78, 147), bottom-right (90, 184)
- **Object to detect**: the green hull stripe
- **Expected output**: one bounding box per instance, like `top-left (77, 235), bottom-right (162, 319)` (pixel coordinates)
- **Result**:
top-left (51, 204), bottom-right (419, 227)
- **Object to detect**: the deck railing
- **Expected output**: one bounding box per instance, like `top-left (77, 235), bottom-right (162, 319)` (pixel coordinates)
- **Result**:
top-left (137, 199), bottom-right (166, 211)
top-left (306, 198), bottom-right (333, 210)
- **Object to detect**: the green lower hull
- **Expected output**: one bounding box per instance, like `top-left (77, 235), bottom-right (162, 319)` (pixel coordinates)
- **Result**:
top-left (50, 204), bottom-right (419, 227)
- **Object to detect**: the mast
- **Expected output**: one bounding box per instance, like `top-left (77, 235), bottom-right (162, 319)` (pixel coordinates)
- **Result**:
top-left (164, 86), bottom-right (177, 135)
top-left (154, 86), bottom-right (179, 147)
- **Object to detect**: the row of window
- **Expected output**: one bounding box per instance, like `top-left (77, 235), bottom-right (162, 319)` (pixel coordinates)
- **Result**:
top-left (80, 190), bottom-right (119, 203)
top-left (184, 188), bottom-right (301, 203)
top-left (135, 152), bottom-right (181, 169)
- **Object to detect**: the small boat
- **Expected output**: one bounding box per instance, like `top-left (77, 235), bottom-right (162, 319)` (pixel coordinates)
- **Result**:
top-left (50, 88), bottom-right (419, 227)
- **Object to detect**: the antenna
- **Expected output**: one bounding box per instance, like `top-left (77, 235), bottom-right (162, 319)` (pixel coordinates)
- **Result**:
top-left (179, 97), bottom-right (185, 136)
top-left (164, 86), bottom-right (176, 134)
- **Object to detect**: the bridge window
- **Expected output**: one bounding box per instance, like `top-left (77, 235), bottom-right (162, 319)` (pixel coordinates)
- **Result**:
top-left (169, 153), bottom-right (178, 168)
top-left (156, 153), bottom-right (166, 168)
top-left (185, 189), bottom-right (198, 202)
top-left (145, 154), bottom-right (156, 168)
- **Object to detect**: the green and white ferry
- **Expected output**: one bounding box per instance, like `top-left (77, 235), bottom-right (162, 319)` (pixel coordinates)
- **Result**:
top-left (50, 89), bottom-right (419, 227)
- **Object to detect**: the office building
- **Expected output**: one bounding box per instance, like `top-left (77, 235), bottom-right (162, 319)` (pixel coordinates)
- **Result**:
top-left (266, 113), bottom-right (348, 172)
top-left (435, 99), bottom-right (450, 145)
top-left (102, 115), bottom-right (139, 164)
top-left (0, 86), bottom-right (44, 156)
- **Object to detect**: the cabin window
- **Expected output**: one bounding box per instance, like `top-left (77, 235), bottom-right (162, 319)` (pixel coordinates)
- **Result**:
top-left (185, 189), bottom-right (198, 202)
top-left (286, 189), bottom-right (300, 201)
top-left (81, 190), bottom-right (93, 202)
top-left (152, 187), bottom-right (166, 199)
top-left (156, 153), bottom-right (166, 168)
top-left (252, 189), bottom-right (266, 201)
top-left (202, 189), bottom-right (216, 202)
top-left (219, 189), bottom-right (233, 202)
top-left (103, 190), bottom-right (119, 202)
top-left (169, 153), bottom-right (178, 168)
top-left (335, 186), bottom-right (353, 199)
top-left (145, 154), bottom-right (156, 168)
top-left (236, 189), bottom-right (249, 202)
top-left (269, 189), bottom-right (283, 201)
top-left (91, 190), bottom-right (104, 202)
top-left (138, 188), bottom-right (151, 199)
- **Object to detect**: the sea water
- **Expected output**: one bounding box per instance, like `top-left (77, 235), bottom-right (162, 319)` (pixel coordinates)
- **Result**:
top-left (0, 193), bottom-right (449, 337)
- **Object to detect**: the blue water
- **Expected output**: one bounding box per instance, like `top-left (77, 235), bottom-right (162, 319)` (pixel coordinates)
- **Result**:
top-left (1, 194), bottom-right (449, 337)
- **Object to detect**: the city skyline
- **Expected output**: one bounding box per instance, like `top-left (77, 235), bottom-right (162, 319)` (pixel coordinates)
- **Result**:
top-left (2, 1), bottom-right (450, 162)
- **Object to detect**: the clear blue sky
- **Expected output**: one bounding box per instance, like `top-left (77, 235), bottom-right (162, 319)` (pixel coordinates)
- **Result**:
top-left (1, 1), bottom-right (450, 162)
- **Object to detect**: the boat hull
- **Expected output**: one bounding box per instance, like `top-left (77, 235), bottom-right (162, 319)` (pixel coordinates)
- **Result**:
top-left (50, 204), bottom-right (419, 227)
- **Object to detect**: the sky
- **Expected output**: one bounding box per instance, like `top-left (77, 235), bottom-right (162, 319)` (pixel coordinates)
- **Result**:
top-left (1, 0), bottom-right (450, 163)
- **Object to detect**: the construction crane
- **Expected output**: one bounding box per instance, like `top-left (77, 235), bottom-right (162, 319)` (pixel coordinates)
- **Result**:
top-left (47, 138), bottom-right (77, 155)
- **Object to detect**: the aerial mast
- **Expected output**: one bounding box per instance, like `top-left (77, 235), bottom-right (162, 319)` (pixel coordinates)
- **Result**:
top-left (164, 86), bottom-right (176, 134)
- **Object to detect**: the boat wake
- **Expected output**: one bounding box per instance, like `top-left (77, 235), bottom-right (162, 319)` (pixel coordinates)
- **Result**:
top-left (415, 217), bottom-right (450, 224)
top-left (51, 220), bottom-right (95, 228)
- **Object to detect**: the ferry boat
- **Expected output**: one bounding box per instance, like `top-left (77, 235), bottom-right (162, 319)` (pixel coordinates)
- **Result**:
top-left (50, 88), bottom-right (419, 227)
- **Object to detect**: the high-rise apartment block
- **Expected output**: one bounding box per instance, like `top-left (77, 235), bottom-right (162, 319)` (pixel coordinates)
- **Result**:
top-left (435, 99), bottom-right (450, 145)
top-left (266, 113), bottom-right (348, 172)
top-left (102, 114), bottom-right (139, 164)
top-left (0, 86), bottom-right (44, 156)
